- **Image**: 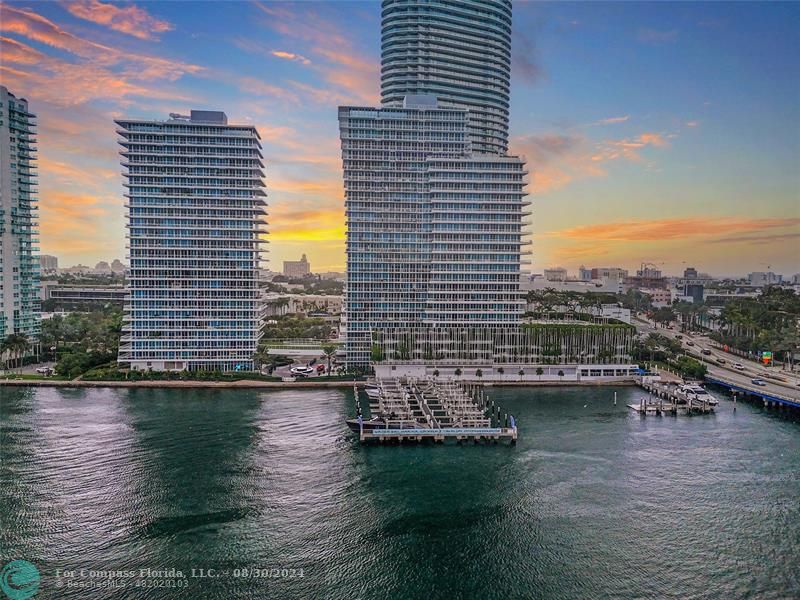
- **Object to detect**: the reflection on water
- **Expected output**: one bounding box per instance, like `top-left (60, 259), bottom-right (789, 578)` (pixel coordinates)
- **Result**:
top-left (1, 385), bottom-right (798, 598)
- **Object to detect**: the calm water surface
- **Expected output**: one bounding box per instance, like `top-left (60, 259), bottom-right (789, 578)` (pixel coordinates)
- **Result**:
top-left (1, 385), bottom-right (798, 599)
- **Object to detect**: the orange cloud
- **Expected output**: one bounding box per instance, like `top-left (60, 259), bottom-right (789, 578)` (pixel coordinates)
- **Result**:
top-left (592, 132), bottom-right (670, 162)
top-left (549, 217), bottom-right (800, 241)
top-left (288, 80), bottom-right (366, 108)
top-left (1, 5), bottom-right (201, 80)
top-left (511, 133), bottom-right (606, 194)
top-left (251, 1), bottom-right (379, 105)
top-left (512, 129), bottom-right (672, 195)
top-left (269, 174), bottom-right (343, 198)
top-left (39, 191), bottom-right (110, 237)
top-left (271, 50), bottom-right (311, 65)
top-left (236, 76), bottom-right (299, 104)
top-left (1, 60), bottom-right (194, 107)
top-left (38, 156), bottom-right (116, 186)
top-left (63, 0), bottom-right (173, 40)
top-left (312, 47), bottom-right (379, 104)
top-left (0, 35), bottom-right (44, 63)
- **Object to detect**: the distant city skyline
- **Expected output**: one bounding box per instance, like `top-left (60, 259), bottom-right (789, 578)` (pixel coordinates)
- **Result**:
top-left (1, 1), bottom-right (798, 273)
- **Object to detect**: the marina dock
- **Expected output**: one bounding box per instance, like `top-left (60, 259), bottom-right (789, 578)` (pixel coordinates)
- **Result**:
top-left (631, 378), bottom-right (715, 415)
top-left (354, 377), bottom-right (518, 444)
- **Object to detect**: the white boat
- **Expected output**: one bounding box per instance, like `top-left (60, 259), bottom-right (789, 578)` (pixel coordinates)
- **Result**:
top-left (678, 383), bottom-right (718, 406)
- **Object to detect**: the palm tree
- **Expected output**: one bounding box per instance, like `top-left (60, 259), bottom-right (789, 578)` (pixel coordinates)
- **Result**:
top-left (321, 343), bottom-right (337, 375)
top-left (0, 337), bottom-right (9, 373)
top-left (558, 369), bottom-right (565, 382)
top-left (518, 368), bottom-right (524, 381)
top-left (773, 326), bottom-right (799, 371)
top-left (536, 367), bottom-right (543, 380)
top-left (432, 369), bottom-right (440, 378)
top-left (3, 334), bottom-right (29, 372)
top-left (475, 368), bottom-right (483, 379)
top-left (454, 367), bottom-right (462, 377)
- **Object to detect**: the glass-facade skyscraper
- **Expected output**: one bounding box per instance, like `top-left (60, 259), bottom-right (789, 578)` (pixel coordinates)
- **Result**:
top-left (0, 86), bottom-right (40, 344)
top-left (340, 0), bottom-right (529, 367)
top-left (381, 0), bottom-right (512, 155)
top-left (116, 110), bottom-right (267, 371)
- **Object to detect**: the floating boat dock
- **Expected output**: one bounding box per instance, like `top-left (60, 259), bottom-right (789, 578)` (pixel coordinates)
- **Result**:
top-left (354, 378), bottom-right (517, 444)
top-left (631, 378), bottom-right (715, 415)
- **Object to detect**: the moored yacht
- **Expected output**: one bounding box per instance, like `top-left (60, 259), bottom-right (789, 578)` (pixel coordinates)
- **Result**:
top-left (678, 383), bottom-right (719, 406)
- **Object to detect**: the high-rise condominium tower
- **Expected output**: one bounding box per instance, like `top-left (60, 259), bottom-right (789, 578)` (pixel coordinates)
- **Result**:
top-left (381, 0), bottom-right (512, 155)
top-left (0, 86), bottom-right (40, 343)
top-left (340, 0), bottom-right (529, 368)
top-left (116, 111), bottom-right (266, 371)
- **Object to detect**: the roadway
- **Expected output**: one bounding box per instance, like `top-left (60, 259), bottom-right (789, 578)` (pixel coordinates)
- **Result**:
top-left (268, 352), bottom-right (339, 379)
top-left (633, 316), bottom-right (800, 403)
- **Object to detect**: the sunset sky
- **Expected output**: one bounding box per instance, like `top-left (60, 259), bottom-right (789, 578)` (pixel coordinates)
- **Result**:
top-left (2, 0), bottom-right (798, 276)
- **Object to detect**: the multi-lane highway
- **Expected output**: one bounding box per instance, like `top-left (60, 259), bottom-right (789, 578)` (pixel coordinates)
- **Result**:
top-left (633, 316), bottom-right (800, 405)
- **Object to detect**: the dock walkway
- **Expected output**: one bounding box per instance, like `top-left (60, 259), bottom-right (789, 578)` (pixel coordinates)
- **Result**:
top-left (357, 377), bottom-right (517, 444)
top-left (631, 378), bottom-right (715, 415)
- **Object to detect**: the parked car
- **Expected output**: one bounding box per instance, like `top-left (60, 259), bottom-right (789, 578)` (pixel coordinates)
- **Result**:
top-left (686, 341), bottom-right (694, 347)
top-left (734, 363), bottom-right (745, 371)
top-left (35, 367), bottom-right (54, 375)
top-left (290, 366), bottom-right (314, 376)
top-left (751, 378), bottom-right (766, 387)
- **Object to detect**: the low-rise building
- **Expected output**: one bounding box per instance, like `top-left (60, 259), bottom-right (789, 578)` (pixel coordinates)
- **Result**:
top-left (591, 267), bottom-right (628, 280)
top-left (39, 255), bottom-right (58, 272)
top-left (640, 287), bottom-right (672, 307)
top-left (543, 267), bottom-right (567, 282)
top-left (523, 277), bottom-right (622, 295)
top-left (40, 283), bottom-right (127, 305)
top-left (319, 271), bottom-right (346, 281)
top-left (523, 301), bottom-right (631, 324)
top-left (264, 294), bottom-right (343, 316)
top-left (749, 271), bottom-right (782, 286)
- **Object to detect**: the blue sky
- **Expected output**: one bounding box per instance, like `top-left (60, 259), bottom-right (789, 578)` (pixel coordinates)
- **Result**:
top-left (2, 0), bottom-right (798, 276)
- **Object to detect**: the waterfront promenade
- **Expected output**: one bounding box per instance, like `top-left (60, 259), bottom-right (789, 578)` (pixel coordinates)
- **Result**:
top-left (0, 377), bottom-right (640, 390)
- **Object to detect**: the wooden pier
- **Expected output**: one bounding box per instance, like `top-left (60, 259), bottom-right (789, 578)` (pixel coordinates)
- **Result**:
top-left (631, 378), bottom-right (715, 415)
top-left (359, 426), bottom-right (518, 444)
top-left (355, 377), bottom-right (518, 444)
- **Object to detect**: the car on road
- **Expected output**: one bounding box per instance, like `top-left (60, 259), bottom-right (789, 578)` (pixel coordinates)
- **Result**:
top-left (290, 366), bottom-right (314, 376)
top-left (734, 363), bottom-right (745, 371)
top-left (716, 358), bottom-right (726, 365)
top-left (751, 378), bottom-right (766, 386)
top-left (701, 349), bottom-right (711, 356)
top-left (35, 366), bottom-right (54, 375)
top-left (686, 341), bottom-right (694, 346)
top-left (675, 335), bottom-right (683, 340)
top-left (316, 364), bottom-right (326, 373)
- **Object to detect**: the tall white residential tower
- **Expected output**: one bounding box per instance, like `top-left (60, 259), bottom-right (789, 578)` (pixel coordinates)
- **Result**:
top-left (116, 110), bottom-right (267, 371)
top-left (0, 86), bottom-right (40, 344)
top-left (340, 0), bottom-right (529, 368)
top-left (381, 0), bottom-right (513, 155)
